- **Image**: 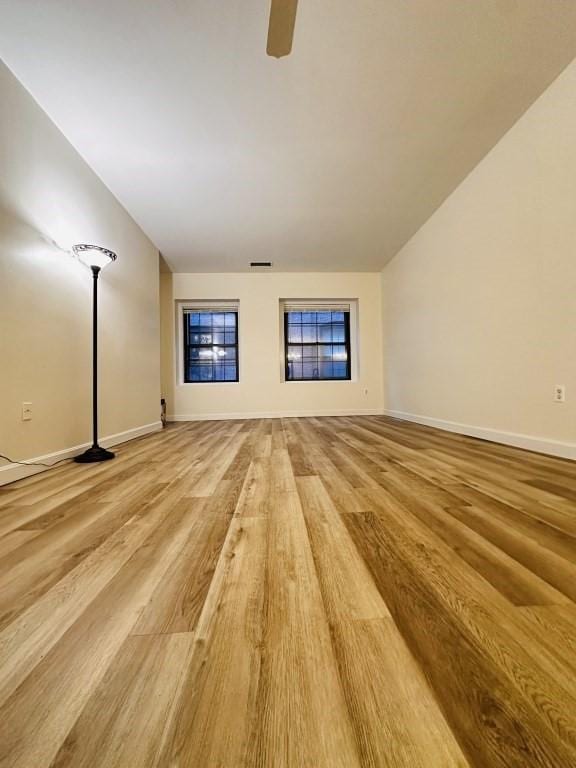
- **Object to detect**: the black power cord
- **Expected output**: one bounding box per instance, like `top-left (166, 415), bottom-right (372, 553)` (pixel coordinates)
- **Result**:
top-left (0, 453), bottom-right (71, 468)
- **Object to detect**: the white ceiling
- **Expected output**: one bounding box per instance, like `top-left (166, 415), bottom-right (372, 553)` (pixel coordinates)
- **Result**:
top-left (2, 1), bottom-right (576, 272)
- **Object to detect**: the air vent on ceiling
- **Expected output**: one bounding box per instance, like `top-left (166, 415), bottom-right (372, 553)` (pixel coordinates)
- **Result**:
top-left (250, 261), bottom-right (273, 267)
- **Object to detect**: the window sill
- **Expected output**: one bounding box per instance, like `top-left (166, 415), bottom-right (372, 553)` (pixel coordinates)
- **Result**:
top-left (281, 379), bottom-right (354, 384)
top-left (179, 381), bottom-right (240, 386)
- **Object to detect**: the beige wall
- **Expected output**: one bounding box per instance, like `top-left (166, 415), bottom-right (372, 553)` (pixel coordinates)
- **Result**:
top-left (0, 61), bottom-right (161, 480)
top-left (161, 272), bottom-right (384, 419)
top-left (382, 58), bottom-right (576, 458)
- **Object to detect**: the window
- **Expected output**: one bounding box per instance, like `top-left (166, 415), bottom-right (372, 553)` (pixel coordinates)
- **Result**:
top-left (283, 304), bottom-right (351, 381)
top-left (183, 309), bottom-right (239, 382)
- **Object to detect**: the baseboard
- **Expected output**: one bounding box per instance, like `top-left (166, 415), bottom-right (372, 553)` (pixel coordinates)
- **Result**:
top-left (0, 421), bottom-right (163, 487)
top-left (168, 408), bottom-right (382, 422)
top-left (384, 409), bottom-right (576, 461)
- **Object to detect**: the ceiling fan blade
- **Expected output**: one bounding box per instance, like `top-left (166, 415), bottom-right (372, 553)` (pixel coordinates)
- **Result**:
top-left (267, 0), bottom-right (298, 58)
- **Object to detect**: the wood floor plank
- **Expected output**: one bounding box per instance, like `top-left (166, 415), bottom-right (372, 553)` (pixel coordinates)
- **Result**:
top-left (297, 476), bottom-right (390, 619)
top-left (0, 530), bottom-right (40, 561)
top-left (49, 633), bottom-right (194, 768)
top-left (330, 618), bottom-right (470, 767)
top-left (245, 492), bottom-right (361, 768)
top-left (0, 490), bottom-right (188, 707)
top-left (187, 431), bottom-right (248, 498)
top-left (234, 457), bottom-right (272, 517)
top-left (514, 605), bottom-right (576, 677)
top-left (131, 499), bottom-right (232, 635)
top-left (342, 491), bottom-right (576, 767)
top-left (270, 447), bottom-right (298, 494)
top-left (374, 467), bottom-right (570, 607)
top-left (0, 491), bottom-right (199, 768)
top-left (0, 484), bottom-right (95, 537)
top-left (443, 504), bottom-right (576, 603)
top-left (0, 501), bottom-right (114, 631)
top-left (447, 483), bottom-right (576, 558)
top-left (159, 516), bottom-right (269, 767)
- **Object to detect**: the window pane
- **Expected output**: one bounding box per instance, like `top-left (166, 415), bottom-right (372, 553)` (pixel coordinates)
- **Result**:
top-left (333, 362), bottom-right (347, 378)
top-left (215, 347), bottom-right (235, 361)
top-left (333, 345), bottom-right (347, 361)
top-left (287, 345), bottom-right (302, 362)
top-left (319, 362), bottom-right (334, 379)
top-left (302, 325), bottom-right (317, 343)
top-left (288, 361), bottom-right (302, 379)
top-left (184, 310), bottom-right (239, 382)
top-left (301, 345), bottom-right (316, 359)
top-left (287, 324), bottom-right (302, 343)
top-left (214, 363), bottom-right (227, 381)
top-left (332, 324), bottom-right (345, 342)
top-left (284, 309), bottom-right (350, 381)
top-left (200, 365), bottom-right (213, 381)
top-left (302, 362), bottom-right (319, 379)
top-left (201, 348), bottom-right (216, 360)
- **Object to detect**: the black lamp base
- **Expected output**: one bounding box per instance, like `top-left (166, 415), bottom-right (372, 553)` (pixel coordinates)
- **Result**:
top-left (74, 445), bottom-right (115, 463)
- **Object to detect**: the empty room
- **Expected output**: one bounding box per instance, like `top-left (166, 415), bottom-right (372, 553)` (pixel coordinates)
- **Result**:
top-left (0, 1), bottom-right (575, 766)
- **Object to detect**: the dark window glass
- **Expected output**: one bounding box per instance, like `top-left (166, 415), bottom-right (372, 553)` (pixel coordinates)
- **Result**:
top-left (284, 310), bottom-right (351, 381)
top-left (183, 311), bottom-right (239, 383)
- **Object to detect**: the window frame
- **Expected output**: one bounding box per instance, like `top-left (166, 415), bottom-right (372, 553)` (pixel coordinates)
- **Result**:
top-left (282, 305), bottom-right (353, 382)
top-left (178, 302), bottom-right (240, 385)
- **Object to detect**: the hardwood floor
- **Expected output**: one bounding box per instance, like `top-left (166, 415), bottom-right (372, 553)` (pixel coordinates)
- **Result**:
top-left (0, 416), bottom-right (575, 767)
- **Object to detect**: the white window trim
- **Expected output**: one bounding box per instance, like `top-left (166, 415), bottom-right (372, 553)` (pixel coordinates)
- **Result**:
top-left (176, 300), bottom-right (240, 386)
top-left (279, 298), bottom-right (359, 383)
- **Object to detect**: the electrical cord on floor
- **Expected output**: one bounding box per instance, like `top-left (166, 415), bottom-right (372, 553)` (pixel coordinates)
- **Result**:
top-left (0, 453), bottom-right (71, 468)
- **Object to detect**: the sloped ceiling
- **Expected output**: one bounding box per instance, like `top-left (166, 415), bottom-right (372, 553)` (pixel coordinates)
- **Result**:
top-left (2, 0), bottom-right (576, 271)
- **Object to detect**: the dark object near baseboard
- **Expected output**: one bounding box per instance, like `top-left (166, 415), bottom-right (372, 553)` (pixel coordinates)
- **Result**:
top-left (74, 446), bottom-right (115, 463)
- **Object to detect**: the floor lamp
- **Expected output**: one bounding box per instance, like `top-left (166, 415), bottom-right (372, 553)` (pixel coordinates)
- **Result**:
top-left (72, 244), bottom-right (117, 463)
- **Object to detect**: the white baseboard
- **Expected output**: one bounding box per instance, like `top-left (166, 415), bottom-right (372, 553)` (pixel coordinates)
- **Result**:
top-left (168, 408), bottom-right (382, 422)
top-left (384, 409), bottom-right (576, 461)
top-left (0, 421), bottom-right (163, 487)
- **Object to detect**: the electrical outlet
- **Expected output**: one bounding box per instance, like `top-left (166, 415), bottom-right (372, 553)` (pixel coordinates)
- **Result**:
top-left (553, 385), bottom-right (566, 403)
top-left (22, 402), bottom-right (32, 421)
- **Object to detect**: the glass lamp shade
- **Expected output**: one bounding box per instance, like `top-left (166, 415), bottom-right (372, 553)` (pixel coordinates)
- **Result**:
top-left (73, 244), bottom-right (117, 269)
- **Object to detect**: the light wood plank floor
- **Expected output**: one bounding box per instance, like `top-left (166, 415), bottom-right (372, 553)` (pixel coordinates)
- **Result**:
top-left (0, 416), bottom-right (575, 767)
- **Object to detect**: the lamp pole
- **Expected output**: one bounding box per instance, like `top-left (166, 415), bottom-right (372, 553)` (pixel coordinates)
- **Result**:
top-left (72, 244), bottom-right (117, 463)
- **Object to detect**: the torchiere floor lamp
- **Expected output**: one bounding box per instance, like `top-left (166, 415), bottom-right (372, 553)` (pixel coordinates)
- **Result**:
top-left (72, 244), bottom-right (117, 463)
